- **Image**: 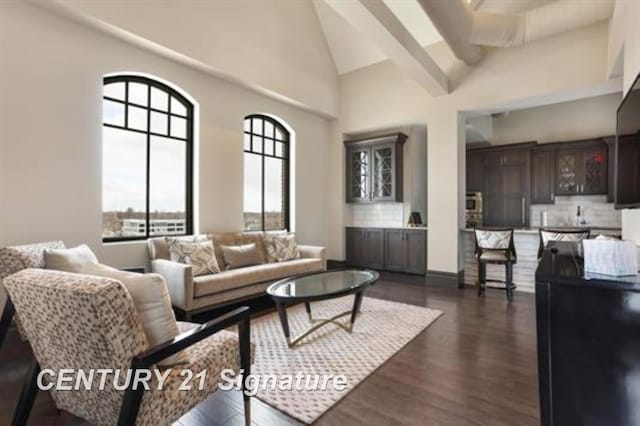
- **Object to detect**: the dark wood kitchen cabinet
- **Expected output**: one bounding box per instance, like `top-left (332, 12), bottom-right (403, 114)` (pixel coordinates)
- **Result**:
top-left (345, 227), bottom-right (384, 269)
top-left (466, 151), bottom-right (484, 193)
top-left (482, 147), bottom-right (530, 227)
top-left (555, 141), bottom-right (607, 195)
top-left (346, 227), bottom-right (426, 275)
top-left (345, 133), bottom-right (407, 203)
top-left (531, 148), bottom-right (555, 204)
top-left (383, 229), bottom-right (426, 275)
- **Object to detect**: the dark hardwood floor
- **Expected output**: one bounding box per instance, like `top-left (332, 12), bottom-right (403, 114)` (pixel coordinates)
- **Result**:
top-left (0, 273), bottom-right (539, 425)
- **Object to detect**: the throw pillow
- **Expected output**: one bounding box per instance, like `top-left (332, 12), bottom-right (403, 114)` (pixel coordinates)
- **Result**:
top-left (44, 244), bottom-right (99, 273)
top-left (264, 233), bottom-right (301, 262)
top-left (167, 239), bottom-right (220, 276)
top-left (221, 243), bottom-right (262, 269)
top-left (83, 263), bottom-right (188, 366)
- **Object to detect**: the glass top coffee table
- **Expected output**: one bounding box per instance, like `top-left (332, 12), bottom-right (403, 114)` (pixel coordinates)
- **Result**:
top-left (267, 269), bottom-right (379, 348)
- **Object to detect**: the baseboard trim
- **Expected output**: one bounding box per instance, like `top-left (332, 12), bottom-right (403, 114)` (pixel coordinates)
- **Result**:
top-left (426, 269), bottom-right (465, 288)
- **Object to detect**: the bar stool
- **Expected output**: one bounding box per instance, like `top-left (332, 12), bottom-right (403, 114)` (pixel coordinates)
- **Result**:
top-left (474, 228), bottom-right (517, 302)
top-left (537, 228), bottom-right (590, 260)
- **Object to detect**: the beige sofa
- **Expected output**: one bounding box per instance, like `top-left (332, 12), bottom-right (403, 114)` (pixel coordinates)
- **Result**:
top-left (149, 232), bottom-right (326, 319)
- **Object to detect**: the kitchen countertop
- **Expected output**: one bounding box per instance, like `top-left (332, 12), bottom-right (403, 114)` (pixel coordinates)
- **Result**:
top-left (536, 241), bottom-right (640, 289)
top-left (346, 225), bottom-right (428, 230)
top-left (462, 226), bottom-right (621, 235)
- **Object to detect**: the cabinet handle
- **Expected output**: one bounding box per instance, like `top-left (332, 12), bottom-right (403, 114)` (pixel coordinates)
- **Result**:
top-left (551, 193), bottom-right (554, 202)
top-left (522, 197), bottom-right (526, 226)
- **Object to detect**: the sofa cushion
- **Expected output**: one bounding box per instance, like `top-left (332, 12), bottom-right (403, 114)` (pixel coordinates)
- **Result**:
top-left (44, 244), bottom-right (98, 273)
top-left (167, 239), bottom-right (220, 276)
top-left (83, 263), bottom-right (189, 366)
top-left (208, 232), bottom-right (268, 268)
top-left (193, 258), bottom-right (324, 298)
top-left (221, 243), bottom-right (262, 270)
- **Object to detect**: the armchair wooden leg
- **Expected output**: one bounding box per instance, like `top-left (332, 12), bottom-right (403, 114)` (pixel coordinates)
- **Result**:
top-left (12, 360), bottom-right (40, 426)
top-left (239, 314), bottom-right (251, 426)
top-left (0, 297), bottom-right (16, 350)
top-left (118, 360), bottom-right (145, 426)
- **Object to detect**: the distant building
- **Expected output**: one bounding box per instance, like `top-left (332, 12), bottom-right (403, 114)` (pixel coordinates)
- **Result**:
top-left (121, 219), bottom-right (185, 236)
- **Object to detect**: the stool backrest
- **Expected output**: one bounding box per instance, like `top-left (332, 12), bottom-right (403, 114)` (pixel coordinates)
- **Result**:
top-left (538, 228), bottom-right (590, 259)
top-left (474, 228), bottom-right (516, 260)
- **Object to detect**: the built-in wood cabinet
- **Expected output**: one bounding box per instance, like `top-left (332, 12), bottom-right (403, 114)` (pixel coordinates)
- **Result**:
top-left (466, 139), bottom-right (611, 225)
top-left (345, 133), bottom-right (407, 203)
top-left (383, 229), bottom-right (426, 274)
top-left (345, 227), bottom-right (384, 270)
top-left (531, 149), bottom-right (555, 204)
top-left (346, 227), bottom-right (427, 275)
top-left (478, 146), bottom-right (530, 227)
top-left (555, 141), bottom-right (607, 195)
top-left (466, 151), bottom-right (484, 193)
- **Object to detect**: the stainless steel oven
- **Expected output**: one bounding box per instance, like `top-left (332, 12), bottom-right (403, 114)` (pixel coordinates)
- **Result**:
top-left (466, 192), bottom-right (483, 214)
top-left (465, 192), bottom-right (483, 228)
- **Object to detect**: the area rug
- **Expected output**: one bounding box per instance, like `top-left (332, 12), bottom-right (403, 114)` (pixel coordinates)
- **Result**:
top-left (250, 296), bottom-right (442, 424)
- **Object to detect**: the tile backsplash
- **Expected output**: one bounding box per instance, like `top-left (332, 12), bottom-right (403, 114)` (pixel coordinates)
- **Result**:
top-left (530, 195), bottom-right (621, 228)
top-left (350, 203), bottom-right (406, 227)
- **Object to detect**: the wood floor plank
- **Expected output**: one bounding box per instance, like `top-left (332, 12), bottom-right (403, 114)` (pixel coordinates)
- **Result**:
top-left (0, 273), bottom-right (539, 425)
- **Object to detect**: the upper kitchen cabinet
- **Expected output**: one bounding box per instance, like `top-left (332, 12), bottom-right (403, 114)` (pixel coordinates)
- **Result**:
top-left (345, 133), bottom-right (407, 203)
top-left (555, 140), bottom-right (607, 195)
top-left (466, 151), bottom-right (484, 193)
top-left (531, 148), bottom-right (555, 204)
top-left (478, 144), bottom-right (532, 227)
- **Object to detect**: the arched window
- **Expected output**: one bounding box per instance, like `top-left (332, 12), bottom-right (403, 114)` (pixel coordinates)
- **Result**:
top-left (102, 75), bottom-right (194, 241)
top-left (243, 114), bottom-right (290, 231)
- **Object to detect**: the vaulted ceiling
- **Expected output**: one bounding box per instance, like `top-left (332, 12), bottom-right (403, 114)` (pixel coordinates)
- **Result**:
top-left (313, 0), bottom-right (613, 76)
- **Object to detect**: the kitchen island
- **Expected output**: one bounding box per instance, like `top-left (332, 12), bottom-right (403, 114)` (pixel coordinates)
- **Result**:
top-left (536, 242), bottom-right (640, 425)
top-left (461, 227), bottom-right (621, 292)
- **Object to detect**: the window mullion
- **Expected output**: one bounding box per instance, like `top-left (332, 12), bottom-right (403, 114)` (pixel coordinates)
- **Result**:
top-left (261, 119), bottom-right (266, 231)
top-left (145, 84), bottom-right (151, 239)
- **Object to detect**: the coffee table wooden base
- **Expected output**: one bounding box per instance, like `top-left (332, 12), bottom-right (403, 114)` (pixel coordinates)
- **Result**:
top-left (275, 291), bottom-right (364, 348)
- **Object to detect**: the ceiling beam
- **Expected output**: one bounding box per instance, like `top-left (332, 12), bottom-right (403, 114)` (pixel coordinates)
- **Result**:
top-left (322, 0), bottom-right (448, 96)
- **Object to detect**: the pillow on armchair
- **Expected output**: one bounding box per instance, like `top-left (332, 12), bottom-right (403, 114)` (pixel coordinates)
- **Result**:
top-left (83, 263), bottom-right (189, 366)
top-left (44, 244), bottom-right (98, 272)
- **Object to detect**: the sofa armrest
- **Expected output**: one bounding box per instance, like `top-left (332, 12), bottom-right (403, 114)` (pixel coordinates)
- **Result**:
top-left (298, 245), bottom-right (327, 270)
top-left (151, 259), bottom-right (193, 311)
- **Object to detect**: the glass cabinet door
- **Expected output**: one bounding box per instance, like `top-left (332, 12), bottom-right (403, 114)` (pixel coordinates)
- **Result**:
top-left (372, 144), bottom-right (395, 201)
top-left (350, 148), bottom-right (371, 201)
top-left (582, 146), bottom-right (607, 194)
top-left (556, 150), bottom-right (579, 194)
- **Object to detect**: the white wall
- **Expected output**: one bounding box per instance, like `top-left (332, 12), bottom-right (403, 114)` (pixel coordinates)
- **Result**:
top-left (0, 1), bottom-right (331, 270)
top-left (333, 22), bottom-right (613, 274)
top-left (39, 0), bottom-right (339, 118)
top-left (489, 92), bottom-right (621, 145)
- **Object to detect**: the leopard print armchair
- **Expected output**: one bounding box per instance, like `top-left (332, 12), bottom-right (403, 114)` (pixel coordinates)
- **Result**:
top-left (0, 241), bottom-right (66, 348)
top-left (4, 269), bottom-right (253, 426)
